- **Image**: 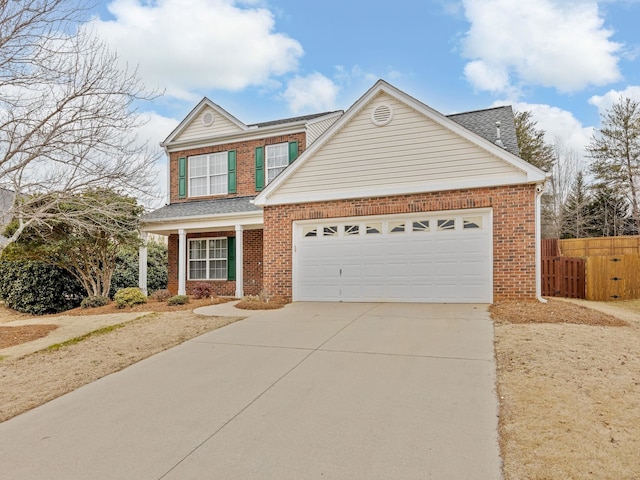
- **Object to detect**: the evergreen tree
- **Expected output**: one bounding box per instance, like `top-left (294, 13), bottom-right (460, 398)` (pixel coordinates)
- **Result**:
top-left (514, 111), bottom-right (555, 172)
top-left (561, 172), bottom-right (592, 238)
top-left (588, 96), bottom-right (640, 233)
top-left (586, 183), bottom-right (633, 237)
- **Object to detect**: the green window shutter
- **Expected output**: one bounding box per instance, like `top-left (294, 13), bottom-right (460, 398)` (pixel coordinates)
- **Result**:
top-left (178, 157), bottom-right (187, 198)
top-left (288, 141), bottom-right (299, 164)
top-left (227, 237), bottom-right (236, 281)
top-left (255, 146), bottom-right (264, 191)
top-left (227, 150), bottom-right (237, 194)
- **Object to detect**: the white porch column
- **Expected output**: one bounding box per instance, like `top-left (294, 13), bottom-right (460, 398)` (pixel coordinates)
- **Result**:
top-left (178, 229), bottom-right (187, 296)
top-left (235, 225), bottom-right (244, 298)
top-left (138, 232), bottom-right (148, 296)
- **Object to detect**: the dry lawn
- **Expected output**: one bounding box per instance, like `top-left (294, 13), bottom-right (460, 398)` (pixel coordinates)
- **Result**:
top-left (491, 298), bottom-right (640, 480)
top-left (0, 307), bottom-right (241, 423)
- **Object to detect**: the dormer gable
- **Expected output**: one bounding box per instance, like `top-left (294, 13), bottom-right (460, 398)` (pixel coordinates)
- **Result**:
top-left (162, 98), bottom-right (248, 148)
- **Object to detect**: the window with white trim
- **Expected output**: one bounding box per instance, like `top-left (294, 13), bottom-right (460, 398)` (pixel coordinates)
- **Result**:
top-left (189, 152), bottom-right (228, 197)
top-left (266, 143), bottom-right (289, 184)
top-left (188, 238), bottom-right (228, 280)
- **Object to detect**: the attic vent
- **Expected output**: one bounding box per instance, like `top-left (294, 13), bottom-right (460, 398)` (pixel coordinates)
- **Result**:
top-left (371, 104), bottom-right (393, 126)
top-left (202, 111), bottom-right (214, 127)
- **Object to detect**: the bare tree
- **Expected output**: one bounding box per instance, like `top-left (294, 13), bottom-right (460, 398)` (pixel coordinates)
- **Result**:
top-left (588, 96), bottom-right (640, 233)
top-left (0, 0), bottom-right (159, 254)
top-left (544, 138), bottom-right (582, 238)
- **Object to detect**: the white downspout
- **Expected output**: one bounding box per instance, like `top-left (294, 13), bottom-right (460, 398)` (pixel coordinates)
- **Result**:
top-left (535, 183), bottom-right (547, 303)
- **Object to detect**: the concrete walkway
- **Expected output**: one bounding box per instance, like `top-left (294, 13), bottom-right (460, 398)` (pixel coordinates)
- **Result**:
top-left (0, 302), bottom-right (501, 479)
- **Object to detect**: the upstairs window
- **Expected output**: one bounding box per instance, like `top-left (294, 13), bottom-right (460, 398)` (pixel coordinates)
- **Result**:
top-left (266, 143), bottom-right (289, 185)
top-left (189, 152), bottom-right (228, 197)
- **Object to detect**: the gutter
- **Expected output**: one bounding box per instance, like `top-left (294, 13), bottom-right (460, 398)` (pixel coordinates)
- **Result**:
top-left (535, 182), bottom-right (547, 303)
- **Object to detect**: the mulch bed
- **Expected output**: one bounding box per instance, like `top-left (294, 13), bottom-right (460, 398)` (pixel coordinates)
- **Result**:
top-left (490, 298), bottom-right (629, 327)
top-left (0, 325), bottom-right (58, 349)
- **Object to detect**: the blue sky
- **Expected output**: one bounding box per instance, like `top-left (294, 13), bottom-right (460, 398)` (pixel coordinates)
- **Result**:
top-left (85, 0), bottom-right (640, 193)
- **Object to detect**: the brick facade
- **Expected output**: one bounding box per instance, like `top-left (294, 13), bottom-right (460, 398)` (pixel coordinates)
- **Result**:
top-left (167, 229), bottom-right (263, 297)
top-left (262, 185), bottom-right (538, 301)
top-left (168, 133), bottom-right (306, 203)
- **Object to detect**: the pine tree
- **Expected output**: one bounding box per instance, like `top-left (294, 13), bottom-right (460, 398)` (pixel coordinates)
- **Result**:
top-left (561, 172), bottom-right (592, 238)
top-left (588, 96), bottom-right (640, 233)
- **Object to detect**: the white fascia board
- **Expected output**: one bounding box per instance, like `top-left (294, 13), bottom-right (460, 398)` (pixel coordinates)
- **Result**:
top-left (164, 123), bottom-right (308, 153)
top-left (161, 98), bottom-right (248, 147)
top-left (258, 173), bottom-right (538, 207)
top-left (141, 210), bottom-right (263, 230)
top-left (254, 80), bottom-right (547, 206)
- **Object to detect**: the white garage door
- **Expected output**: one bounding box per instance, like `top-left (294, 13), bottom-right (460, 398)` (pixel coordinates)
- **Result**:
top-left (293, 210), bottom-right (492, 303)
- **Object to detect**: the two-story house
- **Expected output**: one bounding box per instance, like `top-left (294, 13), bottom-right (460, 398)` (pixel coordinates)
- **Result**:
top-left (141, 80), bottom-right (547, 303)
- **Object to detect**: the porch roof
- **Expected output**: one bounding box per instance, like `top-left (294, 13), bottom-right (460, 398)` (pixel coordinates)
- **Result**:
top-left (142, 196), bottom-right (261, 223)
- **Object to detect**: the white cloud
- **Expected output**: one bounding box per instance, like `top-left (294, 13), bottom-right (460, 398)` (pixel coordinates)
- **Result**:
top-left (588, 85), bottom-right (640, 114)
top-left (508, 101), bottom-right (594, 161)
top-left (461, 0), bottom-right (622, 94)
top-left (89, 0), bottom-right (303, 100)
top-left (282, 73), bottom-right (339, 114)
top-left (135, 111), bottom-right (180, 207)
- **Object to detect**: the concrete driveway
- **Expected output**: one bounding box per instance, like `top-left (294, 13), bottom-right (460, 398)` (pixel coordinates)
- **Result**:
top-left (0, 302), bottom-right (502, 479)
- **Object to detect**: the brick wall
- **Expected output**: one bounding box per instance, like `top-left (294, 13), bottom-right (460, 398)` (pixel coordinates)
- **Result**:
top-left (168, 133), bottom-right (306, 203)
top-left (167, 229), bottom-right (263, 296)
top-left (262, 185), bottom-right (538, 301)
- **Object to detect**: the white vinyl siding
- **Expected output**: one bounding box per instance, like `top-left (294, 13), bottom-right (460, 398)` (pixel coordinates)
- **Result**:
top-left (269, 92), bottom-right (528, 203)
top-left (306, 114), bottom-right (342, 147)
top-left (174, 108), bottom-right (244, 144)
top-left (188, 238), bottom-right (228, 280)
top-left (266, 143), bottom-right (289, 184)
top-left (189, 152), bottom-right (228, 197)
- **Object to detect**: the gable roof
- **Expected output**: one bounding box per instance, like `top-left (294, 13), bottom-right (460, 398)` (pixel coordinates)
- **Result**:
top-left (254, 80), bottom-right (546, 207)
top-left (161, 98), bottom-right (248, 147)
top-left (162, 97), bottom-right (343, 150)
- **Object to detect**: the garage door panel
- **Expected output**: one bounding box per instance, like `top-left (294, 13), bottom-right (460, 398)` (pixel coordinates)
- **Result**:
top-left (294, 210), bottom-right (492, 303)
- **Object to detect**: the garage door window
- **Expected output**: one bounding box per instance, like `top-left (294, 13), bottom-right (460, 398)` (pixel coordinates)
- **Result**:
top-left (437, 219), bottom-right (455, 231)
top-left (323, 226), bottom-right (338, 237)
top-left (389, 221), bottom-right (405, 233)
top-left (463, 217), bottom-right (483, 229)
top-left (366, 223), bottom-right (382, 234)
top-left (412, 220), bottom-right (430, 232)
top-left (345, 225), bottom-right (359, 236)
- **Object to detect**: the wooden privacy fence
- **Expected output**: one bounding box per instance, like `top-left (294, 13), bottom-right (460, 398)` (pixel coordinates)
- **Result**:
top-left (585, 255), bottom-right (640, 301)
top-left (541, 256), bottom-right (585, 299)
top-left (541, 237), bottom-right (640, 301)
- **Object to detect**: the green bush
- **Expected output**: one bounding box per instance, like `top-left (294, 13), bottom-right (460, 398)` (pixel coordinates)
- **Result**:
top-left (167, 295), bottom-right (189, 306)
top-left (80, 296), bottom-right (110, 309)
top-left (113, 287), bottom-right (147, 308)
top-left (111, 241), bottom-right (168, 297)
top-left (0, 260), bottom-right (84, 315)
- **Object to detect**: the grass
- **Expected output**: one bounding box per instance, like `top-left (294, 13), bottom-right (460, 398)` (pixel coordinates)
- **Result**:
top-left (44, 313), bottom-right (158, 351)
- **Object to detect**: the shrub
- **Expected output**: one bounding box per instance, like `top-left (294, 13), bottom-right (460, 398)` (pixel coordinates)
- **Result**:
top-left (191, 282), bottom-right (214, 299)
top-left (113, 287), bottom-right (147, 309)
top-left (150, 289), bottom-right (171, 302)
top-left (0, 260), bottom-right (84, 315)
top-left (81, 296), bottom-right (110, 309)
top-left (167, 295), bottom-right (189, 306)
